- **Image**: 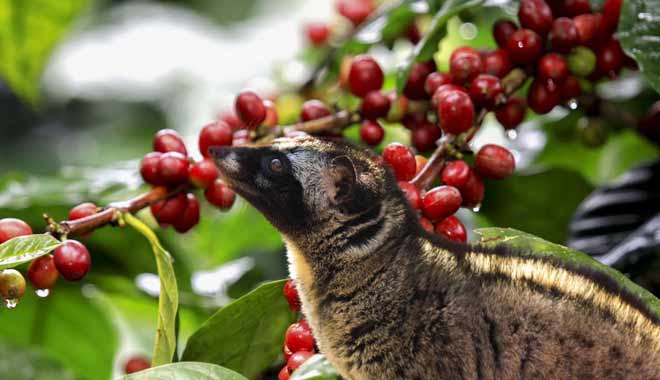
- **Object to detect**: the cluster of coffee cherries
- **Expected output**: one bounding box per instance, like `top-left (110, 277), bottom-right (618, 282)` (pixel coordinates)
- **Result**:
top-left (277, 279), bottom-right (316, 380)
top-left (303, 0), bottom-right (377, 47)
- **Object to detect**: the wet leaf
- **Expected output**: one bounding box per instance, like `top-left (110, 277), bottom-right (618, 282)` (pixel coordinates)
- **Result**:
top-left (290, 354), bottom-right (340, 380)
top-left (618, 0), bottom-right (660, 93)
top-left (0, 234), bottom-right (61, 269)
top-left (118, 362), bottom-right (248, 380)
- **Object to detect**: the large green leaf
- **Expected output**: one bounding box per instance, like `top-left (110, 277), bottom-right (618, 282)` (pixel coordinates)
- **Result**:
top-left (475, 227), bottom-right (660, 316)
top-left (0, 0), bottom-right (89, 102)
top-left (0, 340), bottom-right (77, 380)
top-left (125, 213), bottom-right (179, 367)
top-left (0, 234), bottom-right (61, 269)
top-left (618, 0), bottom-right (660, 93)
top-left (290, 354), bottom-right (340, 380)
top-left (182, 280), bottom-right (296, 379)
top-left (396, 0), bottom-right (483, 92)
top-left (479, 168), bottom-right (593, 244)
top-left (118, 362), bottom-right (248, 380)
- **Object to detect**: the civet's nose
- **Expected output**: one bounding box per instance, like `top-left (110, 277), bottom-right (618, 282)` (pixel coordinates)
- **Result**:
top-left (208, 146), bottom-right (232, 160)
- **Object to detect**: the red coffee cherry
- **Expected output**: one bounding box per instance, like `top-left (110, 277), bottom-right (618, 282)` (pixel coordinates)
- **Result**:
top-left (382, 143), bottom-right (416, 181)
top-left (284, 278), bottom-right (302, 313)
top-left (493, 20), bottom-right (518, 48)
top-left (495, 96), bottom-right (527, 129)
top-left (518, 0), bottom-right (554, 36)
top-left (422, 186), bottom-right (462, 221)
top-left (220, 111), bottom-right (244, 131)
top-left (27, 254), bottom-right (59, 290)
top-left (278, 366), bottom-right (291, 380)
top-left (549, 17), bottom-right (579, 53)
top-left (573, 14), bottom-right (602, 45)
top-left (436, 89), bottom-right (475, 135)
top-left (441, 160), bottom-right (471, 189)
top-left (199, 121), bottom-right (233, 158)
top-left (527, 79), bottom-right (561, 114)
top-left (151, 193), bottom-right (188, 225)
top-left (153, 129), bottom-right (187, 155)
top-left (283, 344), bottom-right (294, 361)
top-left (557, 0), bottom-right (591, 16)
top-left (431, 84), bottom-right (467, 107)
top-left (406, 22), bottom-right (422, 44)
top-left (424, 72), bottom-right (453, 96)
top-left (205, 180), bottom-right (236, 210)
top-left (419, 217), bottom-right (434, 232)
top-left (506, 29), bottom-right (543, 65)
top-left (348, 55), bottom-right (384, 97)
top-left (449, 46), bottom-right (483, 84)
top-left (0, 218), bottom-right (32, 244)
top-left (434, 216), bottom-right (468, 243)
top-left (336, 0), bottom-right (375, 26)
top-left (287, 351), bottom-right (314, 372)
top-left (404, 61), bottom-right (436, 100)
top-left (285, 320), bottom-right (315, 353)
top-left (538, 53), bottom-right (569, 88)
top-left (461, 171), bottom-right (485, 208)
top-left (157, 152), bottom-right (190, 186)
top-left (469, 74), bottom-right (504, 109)
top-left (69, 202), bottom-right (98, 221)
top-left (482, 49), bottom-right (512, 78)
top-left (475, 144), bottom-right (516, 180)
top-left (305, 22), bottom-right (330, 46)
top-left (263, 99), bottom-right (279, 128)
top-left (140, 152), bottom-right (164, 186)
top-left (402, 112), bottom-right (427, 130)
top-left (53, 240), bottom-right (91, 282)
top-left (595, 38), bottom-right (624, 78)
top-left (398, 181), bottom-right (422, 210)
top-left (411, 120), bottom-right (442, 152)
top-left (235, 91), bottom-right (267, 129)
top-left (601, 0), bottom-right (622, 35)
top-left (361, 91), bottom-right (391, 120)
top-left (189, 159), bottom-right (219, 189)
top-left (301, 99), bottom-right (331, 122)
top-left (124, 356), bottom-right (151, 374)
top-left (359, 120), bottom-right (385, 146)
top-left (560, 75), bottom-right (582, 101)
top-left (173, 193), bottom-right (200, 233)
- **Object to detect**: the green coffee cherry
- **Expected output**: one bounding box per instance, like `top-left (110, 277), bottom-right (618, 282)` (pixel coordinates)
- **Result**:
top-left (568, 46), bottom-right (597, 77)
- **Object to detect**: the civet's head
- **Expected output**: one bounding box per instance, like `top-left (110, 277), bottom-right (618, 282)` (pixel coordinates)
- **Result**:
top-left (210, 136), bottom-right (409, 245)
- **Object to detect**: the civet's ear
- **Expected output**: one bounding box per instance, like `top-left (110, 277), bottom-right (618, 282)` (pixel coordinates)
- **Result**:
top-left (328, 155), bottom-right (357, 205)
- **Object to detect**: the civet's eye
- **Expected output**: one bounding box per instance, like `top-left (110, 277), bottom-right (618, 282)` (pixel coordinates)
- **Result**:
top-left (270, 158), bottom-right (283, 173)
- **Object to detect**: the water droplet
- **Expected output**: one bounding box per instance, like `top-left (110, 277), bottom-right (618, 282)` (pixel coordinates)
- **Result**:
top-left (567, 99), bottom-right (578, 110)
top-left (506, 129), bottom-right (518, 140)
top-left (36, 289), bottom-right (50, 298)
top-left (472, 204), bottom-right (482, 212)
top-left (5, 298), bottom-right (18, 309)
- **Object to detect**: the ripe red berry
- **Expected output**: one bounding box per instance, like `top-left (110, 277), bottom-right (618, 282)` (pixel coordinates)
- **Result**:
top-left (495, 96), bottom-right (527, 129)
top-left (173, 193), bottom-right (200, 233)
top-left (398, 181), bottom-right (422, 210)
top-left (424, 72), bottom-right (453, 96)
top-left (595, 38), bottom-right (624, 78)
top-left (157, 152), bottom-right (190, 186)
top-left (573, 14), bottom-right (601, 45)
top-left (601, 0), bottom-right (622, 35)
top-left (151, 193), bottom-right (188, 225)
top-left (527, 79), bottom-right (561, 114)
top-left (278, 366), bottom-right (291, 380)
top-left (406, 23), bottom-right (422, 44)
top-left (411, 121), bottom-right (442, 152)
top-left (461, 171), bottom-right (485, 208)
top-left (431, 84), bottom-right (466, 107)
top-left (27, 254), bottom-right (59, 290)
top-left (305, 22), bottom-right (331, 46)
top-left (199, 121), bottom-right (233, 158)
top-left (506, 29), bottom-right (543, 65)
top-left (549, 17), bottom-right (579, 53)
top-left (69, 202), bottom-right (98, 221)
top-left (301, 100), bottom-right (331, 122)
top-left (348, 55), bottom-right (384, 97)
top-left (404, 61), bottom-right (436, 100)
top-left (482, 49), bottom-right (512, 78)
top-left (537, 53), bottom-right (569, 88)
top-left (493, 20), bottom-right (518, 47)
top-left (557, 0), bottom-right (591, 16)
top-left (220, 112), bottom-right (244, 131)
top-left (359, 120), bottom-right (385, 146)
top-left (205, 180), bottom-right (236, 210)
top-left (188, 159), bottom-right (219, 189)
top-left (53, 240), bottom-right (91, 281)
top-left (262, 99), bottom-right (279, 128)
top-left (560, 75), bottom-right (582, 100)
top-left (285, 320), bottom-right (315, 353)
top-left (382, 143), bottom-right (416, 181)
top-left (153, 129), bottom-right (187, 155)
top-left (518, 0), bottom-right (554, 35)
top-left (442, 160), bottom-right (471, 189)
top-left (336, 0), bottom-right (375, 26)
top-left (449, 46), bottom-right (483, 84)
top-left (140, 152), bottom-right (164, 186)
top-left (287, 351), bottom-right (314, 372)
top-left (419, 217), bottom-right (434, 232)
top-left (475, 144), bottom-right (516, 180)
top-left (0, 269), bottom-right (26, 301)
top-left (283, 345), bottom-right (294, 361)
top-left (422, 186), bottom-right (462, 221)
top-left (469, 74), bottom-right (504, 109)
top-left (284, 279), bottom-right (302, 312)
top-left (361, 91), bottom-right (391, 120)
top-left (0, 218), bottom-right (32, 243)
top-left (124, 356), bottom-right (150, 374)
top-left (436, 89), bottom-right (475, 135)
top-left (402, 112), bottom-right (426, 130)
top-left (235, 91), bottom-right (267, 129)
top-left (434, 216), bottom-right (467, 243)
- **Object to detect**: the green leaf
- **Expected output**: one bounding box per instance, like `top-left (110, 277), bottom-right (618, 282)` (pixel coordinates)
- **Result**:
top-left (117, 362), bottom-right (248, 380)
top-left (0, 339), bottom-right (77, 380)
top-left (479, 168), bottom-right (593, 244)
top-left (396, 0), bottom-right (483, 92)
top-left (618, 0), bottom-right (660, 93)
top-left (125, 213), bottom-right (179, 367)
top-left (0, 234), bottom-right (61, 269)
top-left (290, 354), bottom-right (340, 380)
top-left (182, 280), bottom-right (296, 379)
top-left (475, 227), bottom-right (660, 316)
top-left (0, 0), bottom-right (89, 102)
